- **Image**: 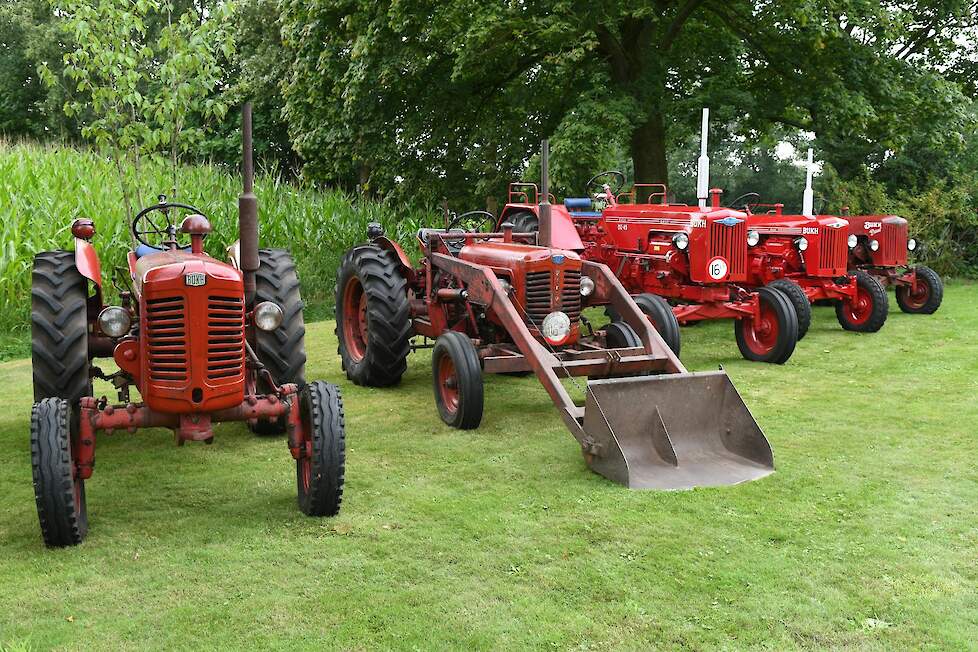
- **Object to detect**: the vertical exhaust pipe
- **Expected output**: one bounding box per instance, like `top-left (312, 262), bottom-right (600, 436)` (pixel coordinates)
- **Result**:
top-left (538, 139), bottom-right (552, 246)
top-left (802, 148), bottom-right (815, 218)
top-left (696, 108), bottom-right (710, 210)
top-left (239, 103), bottom-right (259, 307)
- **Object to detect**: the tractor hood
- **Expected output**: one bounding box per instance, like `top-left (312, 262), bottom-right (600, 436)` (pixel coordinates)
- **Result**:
top-left (459, 240), bottom-right (581, 270)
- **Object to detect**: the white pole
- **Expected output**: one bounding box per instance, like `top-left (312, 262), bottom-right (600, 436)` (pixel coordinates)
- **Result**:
top-left (696, 108), bottom-right (710, 210)
top-left (802, 148), bottom-right (815, 217)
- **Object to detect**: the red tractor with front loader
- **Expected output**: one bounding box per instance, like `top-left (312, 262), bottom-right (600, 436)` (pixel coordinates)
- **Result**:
top-left (497, 111), bottom-right (799, 364)
top-left (29, 105), bottom-right (345, 547)
top-left (729, 149), bottom-right (889, 337)
top-left (841, 210), bottom-right (944, 315)
top-left (335, 142), bottom-right (775, 490)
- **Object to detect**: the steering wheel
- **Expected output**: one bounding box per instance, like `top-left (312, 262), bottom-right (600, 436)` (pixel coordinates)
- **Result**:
top-left (132, 201), bottom-right (207, 249)
top-left (727, 192), bottom-right (761, 213)
top-left (586, 171), bottom-right (626, 198)
top-left (448, 210), bottom-right (497, 233)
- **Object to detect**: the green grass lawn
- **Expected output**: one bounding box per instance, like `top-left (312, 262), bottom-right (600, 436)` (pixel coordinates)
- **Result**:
top-left (1, 285), bottom-right (976, 650)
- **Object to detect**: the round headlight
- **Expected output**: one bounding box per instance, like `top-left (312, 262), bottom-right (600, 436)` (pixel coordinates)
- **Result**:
top-left (579, 276), bottom-right (595, 297)
top-left (869, 239), bottom-right (880, 252)
top-left (848, 234), bottom-right (858, 248)
top-left (795, 236), bottom-right (809, 252)
top-left (254, 301), bottom-right (284, 331)
top-left (541, 311), bottom-right (572, 346)
top-left (98, 306), bottom-right (131, 337)
top-left (908, 238), bottom-right (917, 251)
top-left (747, 230), bottom-right (760, 247)
top-left (673, 232), bottom-right (689, 250)
top-left (498, 277), bottom-right (512, 295)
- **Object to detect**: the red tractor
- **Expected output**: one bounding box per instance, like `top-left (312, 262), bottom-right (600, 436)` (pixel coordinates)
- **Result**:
top-left (29, 105), bottom-right (345, 547)
top-left (731, 150), bottom-right (889, 337)
top-left (841, 210), bottom-right (943, 315)
top-left (334, 143), bottom-right (775, 490)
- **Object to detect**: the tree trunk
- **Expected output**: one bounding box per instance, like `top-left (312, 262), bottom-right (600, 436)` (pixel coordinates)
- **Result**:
top-left (631, 110), bottom-right (669, 186)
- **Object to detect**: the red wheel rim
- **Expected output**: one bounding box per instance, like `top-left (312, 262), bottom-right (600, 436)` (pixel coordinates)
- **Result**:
top-left (436, 354), bottom-right (460, 414)
top-left (842, 285), bottom-right (873, 325)
top-left (901, 280), bottom-right (930, 310)
top-left (299, 458), bottom-right (311, 492)
top-left (342, 277), bottom-right (369, 361)
top-left (742, 301), bottom-right (779, 355)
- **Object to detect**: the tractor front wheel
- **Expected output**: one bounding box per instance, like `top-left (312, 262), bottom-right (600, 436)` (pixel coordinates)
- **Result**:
top-left (896, 265), bottom-right (943, 314)
top-left (836, 271), bottom-right (888, 332)
top-left (251, 249), bottom-right (307, 435)
top-left (31, 398), bottom-right (87, 547)
top-left (335, 246), bottom-right (412, 387)
top-left (632, 293), bottom-right (681, 356)
top-left (296, 382), bottom-right (345, 517)
top-left (432, 332), bottom-right (483, 429)
top-left (734, 287), bottom-right (798, 364)
top-left (768, 278), bottom-right (812, 340)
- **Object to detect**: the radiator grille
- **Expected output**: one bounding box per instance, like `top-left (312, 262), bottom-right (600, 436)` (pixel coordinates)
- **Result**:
top-left (146, 296), bottom-right (188, 385)
top-left (819, 227), bottom-right (848, 273)
top-left (561, 270), bottom-right (582, 322)
top-left (882, 222), bottom-right (907, 264)
top-left (207, 295), bottom-right (245, 381)
top-left (709, 220), bottom-right (747, 277)
top-left (524, 271), bottom-right (552, 325)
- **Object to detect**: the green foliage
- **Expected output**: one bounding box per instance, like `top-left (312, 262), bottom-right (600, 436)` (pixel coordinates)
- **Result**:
top-left (0, 140), bottom-right (431, 336)
top-left (44, 0), bottom-right (237, 220)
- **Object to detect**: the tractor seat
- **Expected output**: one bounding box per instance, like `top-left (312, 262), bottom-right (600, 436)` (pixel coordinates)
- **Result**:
top-left (417, 228), bottom-right (466, 255)
top-left (134, 243), bottom-right (191, 259)
top-left (564, 197), bottom-right (602, 218)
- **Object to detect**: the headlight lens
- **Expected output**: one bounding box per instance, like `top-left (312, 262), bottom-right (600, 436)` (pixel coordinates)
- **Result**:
top-left (541, 311), bottom-right (572, 346)
top-left (908, 238), bottom-right (917, 251)
top-left (98, 306), bottom-right (131, 337)
top-left (498, 278), bottom-right (512, 294)
top-left (579, 276), bottom-right (595, 297)
top-left (848, 234), bottom-right (858, 248)
top-left (870, 239), bottom-right (880, 252)
top-left (673, 232), bottom-right (689, 250)
top-left (747, 230), bottom-right (760, 247)
top-left (795, 236), bottom-right (809, 252)
top-left (254, 301), bottom-right (284, 331)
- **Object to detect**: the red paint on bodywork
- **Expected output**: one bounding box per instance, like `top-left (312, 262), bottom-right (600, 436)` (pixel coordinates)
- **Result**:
top-left (74, 238), bottom-right (102, 287)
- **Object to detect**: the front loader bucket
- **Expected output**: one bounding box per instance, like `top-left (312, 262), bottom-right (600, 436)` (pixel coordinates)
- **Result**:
top-left (581, 371), bottom-right (773, 490)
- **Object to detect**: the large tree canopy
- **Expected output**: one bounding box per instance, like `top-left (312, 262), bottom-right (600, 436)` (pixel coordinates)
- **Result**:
top-left (280, 0), bottom-right (976, 205)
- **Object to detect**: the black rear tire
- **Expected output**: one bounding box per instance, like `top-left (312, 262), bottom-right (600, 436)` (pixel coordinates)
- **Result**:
top-left (896, 265), bottom-right (943, 314)
top-left (432, 331), bottom-right (483, 429)
top-left (506, 210), bottom-right (539, 236)
top-left (31, 398), bottom-right (87, 547)
top-left (836, 271), bottom-right (888, 332)
top-left (734, 287), bottom-right (798, 364)
top-left (31, 252), bottom-right (91, 402)
top-left (632, 293), bottom-right (681, 356)
top-left (768, 278), bottom-right (812, 340)
top-left (335, 246), bottom-right (412, 387)
top-left (251, 249), bottom-right (307, 435)
top-left (296, 382), bottom-right (345, 517)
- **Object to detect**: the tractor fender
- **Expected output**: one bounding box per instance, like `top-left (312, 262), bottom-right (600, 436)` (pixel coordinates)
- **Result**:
top-left (369, 237), bottom-right (416, 283)
top-left (74, 238), bottom-right (102, 287)
top-left (499, 204), bottom-right (585, 252)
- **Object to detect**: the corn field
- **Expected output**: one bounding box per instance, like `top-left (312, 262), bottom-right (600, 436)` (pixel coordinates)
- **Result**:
top-left (0, 141), bottom-right (431, 333)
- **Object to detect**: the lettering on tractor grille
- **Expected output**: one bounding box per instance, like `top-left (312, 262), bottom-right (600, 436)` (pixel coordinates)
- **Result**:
top-left (882, 222), bottom-right (907, 262)
top-left (709, 220), bottom-right (747, 277)
top-left (207, 295), bottom-right (245, 381)
top-left (819, 226), bottom-right (847, 272)
top-left (146, 296), bottom-right (188, 385)
top-left (525, 269), bottom-right (582, 326)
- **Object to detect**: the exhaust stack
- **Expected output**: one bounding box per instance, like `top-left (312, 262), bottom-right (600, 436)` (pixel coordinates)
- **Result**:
top-left (239, 103), bottom-right (259, 307)
top-left (538, 139), bottom-right (552, 246)
top-left (696, 108), bottom-right (710, 210)
top-left (802, 148), bottom-right (815, 218)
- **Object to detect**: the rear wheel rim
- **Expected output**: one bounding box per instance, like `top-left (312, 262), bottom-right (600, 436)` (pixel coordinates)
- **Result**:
top-left (843, 286), bottom-right (873, 325)
top-left (300, 458), bottom-right (311, 492)
top-left (342, 278), bottom-right (369, 361)
top-left (742, 302), bottom-right (779, 355)
top-left (437, 355), bottom-right (460, 414)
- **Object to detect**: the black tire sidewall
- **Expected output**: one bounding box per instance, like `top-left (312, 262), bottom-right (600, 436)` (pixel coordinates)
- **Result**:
top-left (768, 279), bottom-right (812, 340)
top-left (431, 332), bottom-right (483, 430)
top-left (735, 287), bottom-right (798, 364)
top-left (837, 271), bottom-right (888, 332)
top-left (632, 293), bottom-right (682, 356)
top-left (896, 266), bottom-right (943, 314)
top-left (31, 398), bottom-right (87, 546)
top-left (296, 381), bottom-right (345, 517)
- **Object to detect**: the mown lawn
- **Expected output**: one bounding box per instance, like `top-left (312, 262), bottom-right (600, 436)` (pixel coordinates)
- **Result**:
top-left (0, 285), bottom-right (976, 650)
